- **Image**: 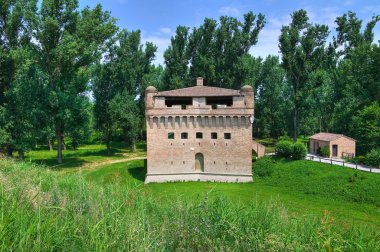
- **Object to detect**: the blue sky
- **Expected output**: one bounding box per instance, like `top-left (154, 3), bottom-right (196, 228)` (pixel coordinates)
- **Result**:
top-left (79, 0), bottom-right (380, 65)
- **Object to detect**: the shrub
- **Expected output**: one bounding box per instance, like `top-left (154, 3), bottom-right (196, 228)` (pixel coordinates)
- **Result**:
top-left (275, 140), bottom-right (293, 158)
top-left (320, 146), bottom-right (330, 157)
top-left (365, 149), bottom-right (380, 168)
top-left (292, 142), bottom-right (307, 160)
top-left (253, 156), bottom-right (275, 177)
top-left (357, 155), bottom-right (366, 164)
top-left (278, 135), bottom-right (292, 142)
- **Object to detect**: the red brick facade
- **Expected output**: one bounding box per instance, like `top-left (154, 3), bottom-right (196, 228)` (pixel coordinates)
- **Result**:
top-left (145, 78), bottom-right (254, 183)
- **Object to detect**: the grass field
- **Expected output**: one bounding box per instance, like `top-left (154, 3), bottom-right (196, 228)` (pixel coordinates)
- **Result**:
top-left (1, 142), bottom-right (380, 250)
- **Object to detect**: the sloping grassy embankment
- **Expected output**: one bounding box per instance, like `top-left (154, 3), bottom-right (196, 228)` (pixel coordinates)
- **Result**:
top-left (0, 151), bottom-right (379, 250)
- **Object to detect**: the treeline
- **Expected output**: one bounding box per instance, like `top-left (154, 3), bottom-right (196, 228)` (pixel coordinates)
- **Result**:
top-left (0, 0), bottom-right (379, 163)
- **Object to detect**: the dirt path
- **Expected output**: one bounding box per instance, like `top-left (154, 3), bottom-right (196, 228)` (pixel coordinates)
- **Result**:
top-left (75, 156), bottom-right (147, 172)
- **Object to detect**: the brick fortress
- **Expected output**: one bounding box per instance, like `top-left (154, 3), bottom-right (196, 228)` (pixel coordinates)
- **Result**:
top-left (144, 77), bottom-right (254, 183)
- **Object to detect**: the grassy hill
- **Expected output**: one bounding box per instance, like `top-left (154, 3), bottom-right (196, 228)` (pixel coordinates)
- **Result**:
top-left (0, 143), bottom-right (379, 250)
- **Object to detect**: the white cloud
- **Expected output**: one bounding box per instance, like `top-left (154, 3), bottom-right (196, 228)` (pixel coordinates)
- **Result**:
top-left (159, 27), bottom-right (173, 35)
top-left (219, 6), bottom-right (241, 16)
top-left (250, 15), bottom-right (290, 59)
top-left (141, 33), bottom-right (171, 65)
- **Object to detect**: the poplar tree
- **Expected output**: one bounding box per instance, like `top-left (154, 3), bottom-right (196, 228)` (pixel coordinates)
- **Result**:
top-left (35, 0), bottom-right (117, 163)
top-left (93, 30), bottom-right (156, 154)
top-left (279, 9), bottom-right (330, 141)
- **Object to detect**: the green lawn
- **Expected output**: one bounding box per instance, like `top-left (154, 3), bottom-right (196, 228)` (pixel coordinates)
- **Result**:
top-left (83, 157), bottom-right (380, 229)
top-left (2, 142), bottom-right (380, 250)
top-left (23, 142), bottom-right (147, 170)
top-left (24, 142), bottom-right (380, 228)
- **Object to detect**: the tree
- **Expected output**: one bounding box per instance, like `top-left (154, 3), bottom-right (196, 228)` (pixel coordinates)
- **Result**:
top-left (35, 1), bottom-right (117, 163)
top-left (0, 0), bottom-right (40, 158)
top-left (334, 12), bottom-right (380, 55)
top-left (301, 69), bottom-right (334, 135)
top-left (3, 48), bottom-right (49, 159)
top-left (279, 9), bottom-right (331, 141)
top-left (331, 13), bottom-right (380, 140)
top-left (93, 29), bottom-right (157, 155)
top-left (163, 11), bottom-right (265, 89)
top-left (109, 91), bottom-right (141, 151)
top-left (163, 26), bottom-right (190, 89)
top-left (254, 56), bottom-right (289, 138)
top-left (352, 102), bottom-right (380, 154)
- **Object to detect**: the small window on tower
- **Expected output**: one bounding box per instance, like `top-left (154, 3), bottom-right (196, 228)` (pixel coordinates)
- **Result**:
top-left (196, 132), bottom-right (203, 139)
top-left (168, 132), bottom-right (175, 139)
top-left (211, 132), bottom-right (217, 139)
top-left (224, 133), bottom-right (231, 139)
top-left (181, 132), bottom-right (188, 139)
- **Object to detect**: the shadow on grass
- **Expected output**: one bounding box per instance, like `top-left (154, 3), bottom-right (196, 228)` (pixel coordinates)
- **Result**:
top-left (128, 164), bottom-right (147, 182)
top-left (32, 157), bottom-right (90, 170)
top-left (62, 148), bottom-right (125, 158)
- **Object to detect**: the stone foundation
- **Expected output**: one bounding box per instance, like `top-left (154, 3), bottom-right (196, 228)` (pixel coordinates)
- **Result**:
top-left (145, 172), bottom-right (253, 183)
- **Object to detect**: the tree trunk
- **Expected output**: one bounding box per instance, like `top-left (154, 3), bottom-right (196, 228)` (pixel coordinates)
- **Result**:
top-left (57, 127), bottom-right (63, 164)
top-left (106, 141), bottom-right (111, 156)
top-left (131, 139), bottom-right (136, 152)
top-left (63, 136), bottom-right (67, 150)
top-left (6, 145), bottom-right (13, 157)
top-left (18, 149), bottom-right (24, 160)
top-left (48, 139), bottom-right (53, 151)
top-left (293, 108), bottom-right (298, 142)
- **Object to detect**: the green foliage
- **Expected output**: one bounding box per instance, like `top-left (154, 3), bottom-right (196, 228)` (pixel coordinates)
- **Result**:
top-left (275, 140), bottom-right (293, 158)
top-left (253, 156), bottom-right (275, 177)
top-left (163, 11), bottom-right (266, 89)
top-left (292, 142), bottom-right (307, 160)
top-left (109, 92), bottom-right (141, 151)
top-left (279, 9), bottom-right (332, 141)
top-left (276, 140), bottom-right (307, 160)
top-left (254, 56), bottom-right (290, 138)
top-left (36, 0), bottom-right (118, 163)
top-left (352, 102), bottom-right (380, 154)
top-left (318, 146), bottom-right (330, 157)
top-left (92, 29), bottom-right (157, 154)
top-left (365, 149), bottom-right (380, 168)
top-left (357, 155), bottom-right (366, 164)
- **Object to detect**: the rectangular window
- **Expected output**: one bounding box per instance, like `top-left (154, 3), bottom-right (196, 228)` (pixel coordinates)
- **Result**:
top-left (196, 132), bottom-right (203, 139)
top-left (168, 132), bottom-right (174, 139)
top-left (181, 132), bottom-right (188, 139)
top-left (211, 132), bottom-right (217, 139)
top-left (224, 133), bottom-right (231, 139)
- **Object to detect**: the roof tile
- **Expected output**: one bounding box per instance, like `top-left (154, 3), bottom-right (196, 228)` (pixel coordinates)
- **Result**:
top-left (310, 132), bottom-right (355, 142)
top-left (155, 86), bottom-right (241, 97)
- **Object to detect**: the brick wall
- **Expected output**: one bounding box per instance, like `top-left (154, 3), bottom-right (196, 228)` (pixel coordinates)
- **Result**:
top-left (145, 85), bottom-right (254, 183)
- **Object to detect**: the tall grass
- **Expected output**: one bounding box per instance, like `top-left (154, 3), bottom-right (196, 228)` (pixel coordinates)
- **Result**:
top-left (0, 159), bottom-right (379, 251)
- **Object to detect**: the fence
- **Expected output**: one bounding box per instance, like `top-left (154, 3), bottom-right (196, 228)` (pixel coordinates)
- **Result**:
top-left (342, 152), bottom-right (355, 159)
top-left (306, 155), bottom-right (379, 173)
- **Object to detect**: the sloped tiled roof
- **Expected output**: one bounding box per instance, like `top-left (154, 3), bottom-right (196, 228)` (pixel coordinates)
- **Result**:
top-left (310, 132), bottom-right (356, 142)
top-left (155, 85), bottom-right (242, 97)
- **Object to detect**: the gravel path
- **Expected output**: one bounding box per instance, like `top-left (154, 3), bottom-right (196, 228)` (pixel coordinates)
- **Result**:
top-left (306, 154), bottom-right (380, 174)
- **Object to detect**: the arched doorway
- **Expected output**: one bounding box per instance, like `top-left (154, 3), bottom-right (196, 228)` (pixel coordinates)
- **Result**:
top-left (195, 153), bottom-right (204, 172)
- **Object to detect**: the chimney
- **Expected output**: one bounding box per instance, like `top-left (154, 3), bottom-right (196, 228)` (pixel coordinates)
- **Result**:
top-left (196, 77), bottom-right (203, 86)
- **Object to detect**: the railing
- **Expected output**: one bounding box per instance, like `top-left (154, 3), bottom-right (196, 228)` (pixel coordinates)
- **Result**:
top-left (342, 152), bottom-right (355, 159)
top-left (306, 155), bottom-right (379, 173)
